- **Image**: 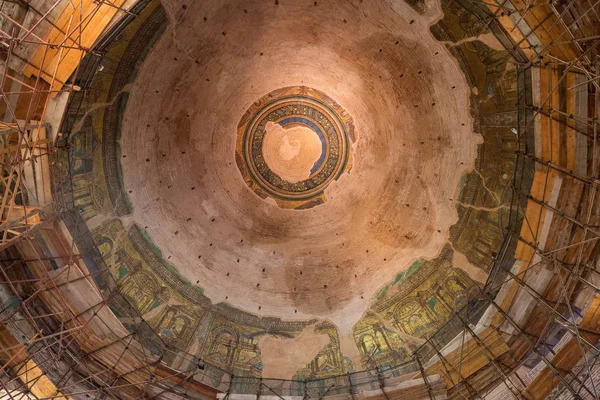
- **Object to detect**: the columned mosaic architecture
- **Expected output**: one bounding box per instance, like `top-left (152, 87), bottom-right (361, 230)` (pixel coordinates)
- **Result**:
top-left (0, 0), bottom-right (600, 399)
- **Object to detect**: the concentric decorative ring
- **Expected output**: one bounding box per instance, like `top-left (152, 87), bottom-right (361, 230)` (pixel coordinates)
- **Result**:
top-left (235, 86), bottom-right (356, 209)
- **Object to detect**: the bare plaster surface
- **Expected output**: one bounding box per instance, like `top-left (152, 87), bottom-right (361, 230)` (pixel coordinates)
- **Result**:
top-left (262, 122), bottom-right (322, 183)
top-left (120, 0), bottom-right (480, 332)
top-left (258, 324), bottom-right (331, 379)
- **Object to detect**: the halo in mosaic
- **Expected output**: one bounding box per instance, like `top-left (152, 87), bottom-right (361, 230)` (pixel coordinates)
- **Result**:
top-left (236, 86), bottom-right (356, 209)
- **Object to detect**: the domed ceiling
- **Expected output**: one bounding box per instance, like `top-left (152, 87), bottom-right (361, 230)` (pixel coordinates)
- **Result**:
top-left (56, 0), bottom-right (525, 382)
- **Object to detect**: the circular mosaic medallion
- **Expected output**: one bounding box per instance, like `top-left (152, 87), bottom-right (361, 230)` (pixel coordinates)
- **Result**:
top-left (236, 86), bottom-right (356, 209)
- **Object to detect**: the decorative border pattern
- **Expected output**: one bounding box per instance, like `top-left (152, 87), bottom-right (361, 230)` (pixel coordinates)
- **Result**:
top-left (236, 86), bottom-right (356, 209)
